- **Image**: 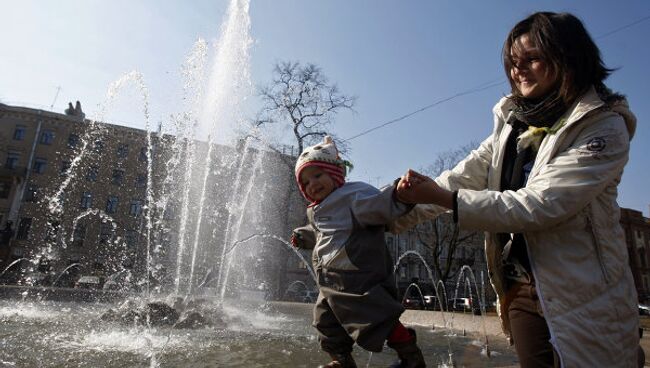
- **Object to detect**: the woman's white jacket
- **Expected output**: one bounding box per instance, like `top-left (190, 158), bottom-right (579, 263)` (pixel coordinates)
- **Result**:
top-left (391, 86), bottom-right (639, 367)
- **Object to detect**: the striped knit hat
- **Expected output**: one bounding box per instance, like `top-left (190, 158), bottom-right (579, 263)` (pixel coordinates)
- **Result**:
top-left (295, 136), bottom-right (348, 203)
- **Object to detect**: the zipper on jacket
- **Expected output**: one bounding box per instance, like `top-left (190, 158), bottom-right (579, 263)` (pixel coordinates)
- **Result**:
top-left (585, 205), bottom-right (610, 284)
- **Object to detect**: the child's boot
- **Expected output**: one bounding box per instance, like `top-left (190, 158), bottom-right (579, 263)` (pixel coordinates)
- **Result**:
top-left (319, 352), bottom-right (357, 368)
top-left (387, 328), bottom-right (426, 368)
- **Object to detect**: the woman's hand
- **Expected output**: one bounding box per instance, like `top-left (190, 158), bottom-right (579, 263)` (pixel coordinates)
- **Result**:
top-left (396, 169), bottom-right (454, 209)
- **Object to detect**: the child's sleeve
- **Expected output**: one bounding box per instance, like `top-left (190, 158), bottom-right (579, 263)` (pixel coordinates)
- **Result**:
top-left (350, 184), bottom-right (413, 227)
top-left (292, 224), bottom-right (317, 249)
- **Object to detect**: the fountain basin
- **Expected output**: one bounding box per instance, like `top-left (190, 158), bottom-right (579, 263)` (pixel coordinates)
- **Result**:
top-left (0, 291), bottom-right (518, 367)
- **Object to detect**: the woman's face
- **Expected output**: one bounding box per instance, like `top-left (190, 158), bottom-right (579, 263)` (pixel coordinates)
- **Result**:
top-left (509, 33), bottom-right (557, 99)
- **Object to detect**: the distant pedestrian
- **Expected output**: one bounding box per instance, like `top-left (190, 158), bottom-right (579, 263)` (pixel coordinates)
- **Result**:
top-left (394, 12), bottom-right (640, 368)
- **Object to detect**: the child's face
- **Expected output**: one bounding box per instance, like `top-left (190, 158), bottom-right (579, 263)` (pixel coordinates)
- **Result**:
top-left (300, 166), bottom-right (336, 202)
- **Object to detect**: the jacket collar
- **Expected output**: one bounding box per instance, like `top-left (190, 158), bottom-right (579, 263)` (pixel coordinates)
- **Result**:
top-left (494, 86), bottom-right (605, 131)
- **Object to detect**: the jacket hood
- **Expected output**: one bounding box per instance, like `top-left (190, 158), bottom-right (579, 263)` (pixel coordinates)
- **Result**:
top-left (609, 97), bottom-right (636, 140)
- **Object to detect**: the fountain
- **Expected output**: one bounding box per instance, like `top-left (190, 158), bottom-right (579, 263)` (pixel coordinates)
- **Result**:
top-left (0, 257), bottom-right (33, 282)
top-left (0, 1), bottom-right (519, 366)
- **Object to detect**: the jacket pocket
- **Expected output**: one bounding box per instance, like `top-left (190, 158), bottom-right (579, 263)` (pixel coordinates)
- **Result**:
top-left (585, 204), bottom-right (610, 284)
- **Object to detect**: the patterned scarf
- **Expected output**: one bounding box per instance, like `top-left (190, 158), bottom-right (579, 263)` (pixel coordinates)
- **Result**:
top-left (510, 91), bottom-right (568, 128)
top-left (509, 91), bottom-right (569, 153)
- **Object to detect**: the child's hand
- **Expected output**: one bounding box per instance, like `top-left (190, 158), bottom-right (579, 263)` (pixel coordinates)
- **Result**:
top-left (396, 169), bottom-right (435, 203)
top-left (396, 169), bottom-right (454, 208)
top-left (405, 169), bottom-right (432, 186)
top-left (397, 169), bottom-right (428, 190)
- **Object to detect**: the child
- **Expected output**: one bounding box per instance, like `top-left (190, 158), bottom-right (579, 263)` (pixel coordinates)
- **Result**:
top-left (291, 136), bottom-right (426, 368)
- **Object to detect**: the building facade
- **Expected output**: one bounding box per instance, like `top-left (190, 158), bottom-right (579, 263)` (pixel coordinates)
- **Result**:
top-left (620, 207), bottom-right (650, 303)
top-left (0, 103), bottom-right (156, 285)
top-left (0, 103), bottom-right (306, 296)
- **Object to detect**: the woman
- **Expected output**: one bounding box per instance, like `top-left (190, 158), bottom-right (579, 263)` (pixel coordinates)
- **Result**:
top-left (394, 12), bottom-right (639, 368)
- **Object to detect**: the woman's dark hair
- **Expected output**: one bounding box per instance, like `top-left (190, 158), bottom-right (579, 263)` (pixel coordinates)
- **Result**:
top-left (503, 12), bottom-right (613, 104)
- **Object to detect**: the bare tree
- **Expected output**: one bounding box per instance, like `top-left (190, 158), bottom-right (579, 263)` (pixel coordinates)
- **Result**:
top-left (254, 61), bottom-right (356, 161)
top-left (246, 61), bottom-right (355, 298)
top-left (423, 141), bottom-right (478, 177)
top-left (416, 141), bottom-right (480, 285)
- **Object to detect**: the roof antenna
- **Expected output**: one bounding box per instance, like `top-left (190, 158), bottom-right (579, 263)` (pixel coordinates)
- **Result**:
top-left (50, 86), bottom-right (61, 110)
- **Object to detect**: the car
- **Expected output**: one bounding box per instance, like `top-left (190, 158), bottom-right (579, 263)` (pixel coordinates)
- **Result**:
top-left (447, 297), bottom-right (472, 312)
top-left (447, 297), bottom-right (482, 315)
top-left (639, 304), bottom-right (650, 316)
top-left (402, 297), bottom-right (424, 310)
top-left (423, 295), bottom-right (442, 310)
top-left (75, 275), bottom-right (104, 289)
top-left (23, 272), bottom-right (49, 286)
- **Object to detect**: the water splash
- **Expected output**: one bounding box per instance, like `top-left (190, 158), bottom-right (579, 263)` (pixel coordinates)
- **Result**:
top-left (451, 265), bottom-right (491, 357)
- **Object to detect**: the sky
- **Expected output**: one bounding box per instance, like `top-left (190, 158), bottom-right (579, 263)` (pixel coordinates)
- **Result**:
top-left (1, 0), bottom-right (649, 215)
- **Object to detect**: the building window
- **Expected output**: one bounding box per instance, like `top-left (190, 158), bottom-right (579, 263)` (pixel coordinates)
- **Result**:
top-left (80, 192), bottom-right (93, 209)
top-left (636, 230), bottom-right (645, 249)
top-left (0, 181), bottom-right (11, 199)
top-left (99, 223), bottom-right (114, 244)
top-left (106, 195), bottom-right (118, 214)
top-left (16, 217), bottom-right (32, 240)
top-left (32, 158), bottom-right (47, 174)
top-left (135, 174), bottom-right (147, 188)
top-left (640, 248), bottom-right (647, 268)
top-left (86, 166), bottom-right (99, 182)
top-left (72, 225), bottom-right (86, 246)
top-left (24, 185), bottom-right (37, 202)
top-left (5, 152), bottom-right (20, 169)
top-left (13, 125), bottom-right (26, 141)
top-left (129, 200), bottom-right (143, 217)
top-left (39, 129), bottom-right (55, 145)
top-left (117, 144), bottom-right (129, 158)
top-left (138, 147), bottom-right (148, 162)
top-left (60, 160), bottom-right (71, 176)
top-left (67, 134), bottom-right (80, 149)
top-left (111, 169), bottom-right (125, 186)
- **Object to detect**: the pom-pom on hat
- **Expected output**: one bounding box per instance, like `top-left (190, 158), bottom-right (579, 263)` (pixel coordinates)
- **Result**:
top-left (295, 136), bottom-right (350, 203)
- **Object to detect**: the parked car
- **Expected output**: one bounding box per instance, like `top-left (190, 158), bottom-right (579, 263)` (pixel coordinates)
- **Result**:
top-left (75, 275), bottom-right (104, 289)
top-left (448, 297), bottom-right (481, 315)
top-left (639, 304), bottom-right (650, 316)
top-left (423, 295), bottom-right (441, 310)
top-left (23, 272), bottom-right (50, 286)
top-left (402, 297), bottom-right (424, 310)
top-left (448, 297), bottom-right (471, 312)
